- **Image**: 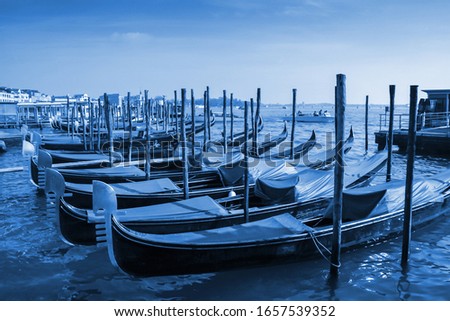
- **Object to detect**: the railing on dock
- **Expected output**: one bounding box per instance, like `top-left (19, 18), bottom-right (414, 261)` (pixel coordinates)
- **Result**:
top-left (379, 111), bottom-right (450, 131)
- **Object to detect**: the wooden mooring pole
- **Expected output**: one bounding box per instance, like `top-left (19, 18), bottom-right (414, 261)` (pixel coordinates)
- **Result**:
top-left (254, 88), bottom-right (261, 155)
top-left (144, 90), bottom-right (151, 180)
top-left (365, 95), bottom-right (369, 152)
top-left (230, 93), bottom-right (234, 142)
top-left (190, 89), bottom-right (196, 157)
top-left (330, 74), bottom-right (346, 276)
top-left (206, 86), bottom-right (211, 141)
top-left (290, 88), bottom-right (297, 159)
top-left (223, 90), bottom-right (227, 154)
top-left (127, 92), bottom-right (133, 164)
top-left (401, 85), bottom-right (418, 267)
top-left (104, 94), bottom-right (114, 167)
top-left (89, 98), bottom-right (93, 151)
top-left (243, 100), bottom-right (250, 223)
top-left (386, 85), bottom-right (395, 182)
top-left (181, 88), bottom-right (189, 199)
top-left (203, 90), bottom-right (208, 150)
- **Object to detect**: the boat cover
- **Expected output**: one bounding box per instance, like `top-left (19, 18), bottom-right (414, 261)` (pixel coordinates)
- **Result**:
top-left (255, 150), bottom-right (388, 204)
top-left (203, 150), bottom-right (243, 167)
top-left (125, 213), bottom-right (312, 245)
top-left (254, 162), bottom-right (305, 203)
top-left (94, 195), bottom-right (229, 222)
top-left (66, 177), bottom-right (181, 195)
top-left (324, 168), bottom-right (450, 221)
top-left (58, 165), bottom-right (146, 178)
top-left (217, 157), bottom-right (286, 186)
top-left (48, 150), bottom-right (111, 162)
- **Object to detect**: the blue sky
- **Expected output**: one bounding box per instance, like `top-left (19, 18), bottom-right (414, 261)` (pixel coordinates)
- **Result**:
top-left (1, 0), bottom-right (450, 103)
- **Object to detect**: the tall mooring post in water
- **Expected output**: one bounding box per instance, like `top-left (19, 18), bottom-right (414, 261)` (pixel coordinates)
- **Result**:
top-left (89, 98), bottom-right (94, 151)
top-left (365, 95), bottom-right (369, 152)
top-left (104, 94), bottom-right (114, 167)
top-left (330, 74), bottom-right (346, 276)
top-left (253, 88), bottom-right (261, 155)
top-left (222, 90), bottom-right (227, 154)
top-left (144, 90), bottom-right (151, 180)
top-left (230, 93), bottom-right (234, 142)
top-left (127, 92), bottom-right (133, 164)
top-left (243, 100), bottom-right (250, 223)
top-left (386, 85), bottom-right (396, 182)
top-left (190, 89), bottom-right (196, 157)
top-left (181, 88), bottom-right (189, 200)
top-left (290, 88), bottom-right (297, 159)
top-left (401, 85), bottom-right (418, 267)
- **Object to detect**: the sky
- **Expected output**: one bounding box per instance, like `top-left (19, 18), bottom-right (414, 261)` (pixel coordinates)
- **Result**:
top-left (1, 0), bottom-right (450, 104)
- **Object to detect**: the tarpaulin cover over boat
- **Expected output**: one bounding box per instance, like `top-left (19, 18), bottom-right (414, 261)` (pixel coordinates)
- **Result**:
top-left (58, 165), bottom-right (146, 179)
top-left (66, 178), bottom-right (181, 196)
top-left (89, 195), bottom-right (229, 223)
top-left (217, 157), bottom-right (287, 186)
top-left (124, 213), bottom-right (312, 245)
top-left (254, 151), bottom-right (389, 204)
top-left (323, 168), bottom-right (450, 221)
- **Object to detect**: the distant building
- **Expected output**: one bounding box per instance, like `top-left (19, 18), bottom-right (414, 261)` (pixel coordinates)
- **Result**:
top-left (52, 95), bottom-right (76, 103)
top-left (0, 88), bottom-right (15, 103)
top-left (99, 93), bottom-right (122, 107)
top-left (74, 93), bottom-right (89, 102)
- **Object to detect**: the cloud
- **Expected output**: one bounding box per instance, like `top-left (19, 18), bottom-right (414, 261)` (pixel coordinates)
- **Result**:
top-left (110, 32), bottom-right (153, 43)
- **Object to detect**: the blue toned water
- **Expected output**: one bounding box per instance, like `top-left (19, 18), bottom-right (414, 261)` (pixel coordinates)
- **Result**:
top-left (0, 104), bottom-right (449, 301)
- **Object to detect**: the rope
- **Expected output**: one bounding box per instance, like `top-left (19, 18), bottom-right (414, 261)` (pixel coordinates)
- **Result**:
top-left (307, 230), bottom-right (341, 268)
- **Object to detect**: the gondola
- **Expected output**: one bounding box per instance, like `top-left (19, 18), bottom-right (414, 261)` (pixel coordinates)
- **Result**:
top-left (47, 149), bottom-right (387, 245)
top-left (105, 168), bottom-right (450, 277)
top-left (247, 121), bottom-right (289, 157)
top-left (211, 114), bottom-right (264, 147)
top-left (34, 114), bottom-right (215, 152)
top-left (265, 130), bottom-right (316, 160)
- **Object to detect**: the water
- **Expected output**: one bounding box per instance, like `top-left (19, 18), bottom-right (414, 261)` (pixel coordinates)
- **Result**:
top-left (0, 104), bottom-right (449, 301)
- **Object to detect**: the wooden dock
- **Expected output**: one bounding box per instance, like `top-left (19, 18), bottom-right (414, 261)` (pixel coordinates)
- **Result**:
top-left (375, 126), bottom-right (450, 156)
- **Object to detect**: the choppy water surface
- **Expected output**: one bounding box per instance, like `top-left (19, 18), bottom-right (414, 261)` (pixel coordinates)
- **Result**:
top-left (0, 104), bottom-right (449, 301)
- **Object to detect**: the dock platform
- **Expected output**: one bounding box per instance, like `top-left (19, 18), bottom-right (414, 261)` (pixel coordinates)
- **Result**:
top-left (375, 126), bottom-right (450, 156)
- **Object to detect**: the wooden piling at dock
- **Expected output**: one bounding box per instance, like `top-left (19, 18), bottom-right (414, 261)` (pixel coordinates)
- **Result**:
top-left (243, 100), bottom-right (250, 223)
top-left (104, 94), bottom-right (114, 167)
top-left (181, 88), bottom-right (189, 200)
top-left (89, 98), bottom-right (93, 151)
top-left (222, 90), bottom-right (227, 154)
top-left (401, 85), bottom-right (418, 267)
top-left (144, 90), bottom-right (151, 180)
top-left (365, 95), bottom-right (369, 152)
top-left (190, 89), bottom-right (196, 157)
top-left (230, 93), bottom-right (234, 141)
top-left (253, 88), bottom-right (261, 154)
top-left (127, 92), bottom-right (133, 164)
top-left (386, 85), bottom-right (395, 182)
top-left (206, 86), bottom-right (211, 141)
top-left (330, 74), bottom-right (346, 276)
top-left (290, 89), bottom-right (297, 159)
